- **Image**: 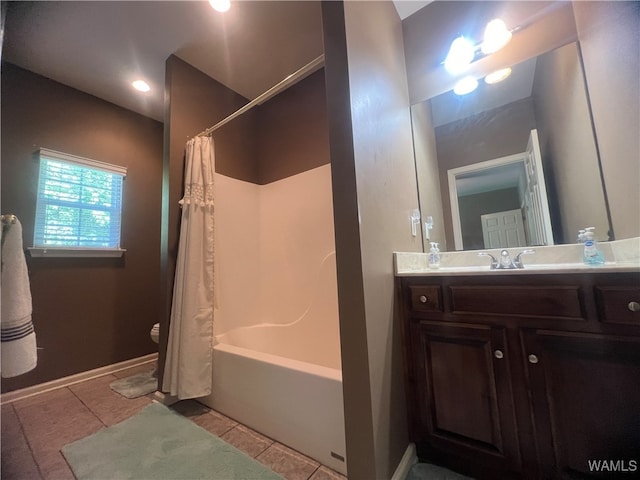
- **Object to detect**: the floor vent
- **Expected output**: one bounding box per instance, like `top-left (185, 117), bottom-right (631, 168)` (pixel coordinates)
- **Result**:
top-left (330, 452), bottom-right (345, 462)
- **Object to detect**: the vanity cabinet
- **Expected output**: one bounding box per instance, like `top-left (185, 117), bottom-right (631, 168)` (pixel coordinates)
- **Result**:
top-left (397, 272), bottom-right (640, 479)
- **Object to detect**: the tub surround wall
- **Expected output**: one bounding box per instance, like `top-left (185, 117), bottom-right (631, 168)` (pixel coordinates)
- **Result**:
top-left (1, 63), bottom-right (163, 392)
top-left (212, 174), bottom-right (261, 335)
top-left (214, 164), bottom-right (340, 371)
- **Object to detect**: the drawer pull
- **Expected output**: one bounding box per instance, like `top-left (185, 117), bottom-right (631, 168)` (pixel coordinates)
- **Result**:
top-left (628, 302), bottom-right (640, 312)
top-left (528, 354), bottom-right (539, 364)
top-left (419, 295), bottom-right (429, 304)
top-left (494, 350), bottom-right (504, 359)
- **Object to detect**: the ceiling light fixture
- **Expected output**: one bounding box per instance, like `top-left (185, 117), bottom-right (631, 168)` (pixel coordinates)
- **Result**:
top-left (132, 80), bottom-right (151, 92)
top-left (481, 19), bottom-right (512, 55)
top-left (209, 0), bottom-right (230, 13)
top-left (485, 67), bottom-right (512, 84)
top-left (453, 76), bottom-right (479, 95)
top-left (444, 36), bottom-right (476, 74)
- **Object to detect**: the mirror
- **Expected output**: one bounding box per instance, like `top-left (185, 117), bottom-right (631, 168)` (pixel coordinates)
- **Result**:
top-left (409, 2), bottom-right (618, 251)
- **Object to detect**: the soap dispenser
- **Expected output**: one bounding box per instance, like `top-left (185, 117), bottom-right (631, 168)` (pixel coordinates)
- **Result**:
top-left (583, 227), bottom-right (605, 265)
top-left (428, 242), bottom-right (441, 269)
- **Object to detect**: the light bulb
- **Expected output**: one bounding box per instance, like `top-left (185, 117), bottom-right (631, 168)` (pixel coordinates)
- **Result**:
top-left (481, 19), bottom-right (512, 55)
top-left (209, 0), bottom-right (230, 12)
top-left (453, 76), bottom-right (479, 95)
top-left (485, 67), bottom-right (512, 84)
top-left (132, 80), bottom-right (150, 92)
top-left (444, 36), bottom-right (476, 74)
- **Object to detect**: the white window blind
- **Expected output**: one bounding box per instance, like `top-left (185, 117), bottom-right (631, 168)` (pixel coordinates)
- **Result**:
top-left (33, 149), bottom-right (126, 250)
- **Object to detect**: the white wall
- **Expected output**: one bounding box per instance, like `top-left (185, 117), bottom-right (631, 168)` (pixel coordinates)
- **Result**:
top-left (213, 173), bottom-right (261, 336)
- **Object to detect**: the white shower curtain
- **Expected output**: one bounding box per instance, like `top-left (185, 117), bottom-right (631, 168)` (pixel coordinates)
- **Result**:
top-left (163, 136), bottom-right (215, 399)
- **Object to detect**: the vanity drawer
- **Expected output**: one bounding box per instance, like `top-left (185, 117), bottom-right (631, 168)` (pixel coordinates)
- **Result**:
top-left (450, 285), bottom-right (583, 319)
top-left (595, 287), bottom-right (640, 325)
top-left (409, 285), bottom-right (442, 312)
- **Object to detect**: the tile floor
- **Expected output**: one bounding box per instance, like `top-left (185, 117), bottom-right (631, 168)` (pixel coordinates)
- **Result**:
top-left (1, 363), bottom-right (347, 480)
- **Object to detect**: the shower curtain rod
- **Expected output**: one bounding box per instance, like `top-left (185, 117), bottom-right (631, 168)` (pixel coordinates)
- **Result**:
top-left (196, 54), bottom-right (325, 137)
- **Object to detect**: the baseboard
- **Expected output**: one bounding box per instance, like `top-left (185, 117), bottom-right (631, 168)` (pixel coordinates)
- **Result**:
top-left (1, 353), bottom-right (158, 405)
top-left (391, 443), bottom-right (418, 480)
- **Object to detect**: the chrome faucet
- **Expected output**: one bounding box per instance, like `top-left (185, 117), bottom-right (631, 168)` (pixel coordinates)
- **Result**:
top-left (478, 249), bottom-right (535, 269)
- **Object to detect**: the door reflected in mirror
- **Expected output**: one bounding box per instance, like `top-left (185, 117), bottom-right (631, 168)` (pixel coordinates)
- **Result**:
top-left (449, 130), bottom-right (553, 250)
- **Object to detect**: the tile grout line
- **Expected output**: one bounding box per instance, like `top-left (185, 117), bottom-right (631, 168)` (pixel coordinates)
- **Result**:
top-left (307, 464), bottom-right (322, 480)
top-left (254, 438), bottom-right (277, 461)
top-left (11, 402), bottom-right (46, 480)
top-left (67, 385), bottom-right (108, 429)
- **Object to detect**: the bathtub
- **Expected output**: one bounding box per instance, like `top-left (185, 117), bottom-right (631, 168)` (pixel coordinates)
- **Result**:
top-left (200, 328), bottom-right (347, 474)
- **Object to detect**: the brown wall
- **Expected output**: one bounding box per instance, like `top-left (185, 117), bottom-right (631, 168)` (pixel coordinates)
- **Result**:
top-left (435, 98), bottom-right (536, 249)
top-left (1, 63), bottom-right (163, 392)
top-left (256, 69), bottom-right (329, 184)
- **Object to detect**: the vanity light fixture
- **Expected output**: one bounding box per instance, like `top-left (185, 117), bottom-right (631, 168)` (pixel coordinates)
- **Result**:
top-left (444, 19), bottom-right (513, 76)
top-left (481, 19), bottom-right (512, 55)
top-left (444, 36), bottom-right (476, 74)
top-left (484, 67), bottom-right (512, 84)
top-left (453, 76), bottom-right (479, 95)
top-left (209, 0), bottom-right (230, 12)
top-left (132, 80), bottom-right (151, 92)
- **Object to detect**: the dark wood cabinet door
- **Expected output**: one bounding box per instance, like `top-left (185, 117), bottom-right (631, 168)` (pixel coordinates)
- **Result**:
top-left (411, 321), bottom-right (521, 474)
top-left (524, 330), bottom-right (640, 479)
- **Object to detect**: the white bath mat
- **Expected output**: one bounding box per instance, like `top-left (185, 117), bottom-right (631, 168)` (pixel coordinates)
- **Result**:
top-left (109, 370), bottom-right (157, 399)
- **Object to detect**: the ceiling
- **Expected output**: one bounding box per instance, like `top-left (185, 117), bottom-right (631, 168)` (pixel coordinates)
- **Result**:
top-left (2, 1), bottom-right (429, 123)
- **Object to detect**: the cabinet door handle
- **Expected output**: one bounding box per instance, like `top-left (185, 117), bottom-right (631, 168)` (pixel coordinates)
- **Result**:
top-left (628, 302), bottom-right (640, 312)
top-left (494, 350), bottom-right (504, 359)
top-left (528, 354), bottom-right (539, 364)
top-left (419, 295), bottom-right (429, 304)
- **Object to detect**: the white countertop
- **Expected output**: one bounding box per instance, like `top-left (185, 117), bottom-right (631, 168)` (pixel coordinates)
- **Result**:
top-left (395, 237), bottom-right (640, 277)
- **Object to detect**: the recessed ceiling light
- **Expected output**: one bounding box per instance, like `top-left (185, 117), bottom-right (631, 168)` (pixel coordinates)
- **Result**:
top-left (453, 76), bottom-right (479, 95)
top-left (485, 67), bottom-right (512, 84)
top-left (209, 0), bottom-right (230, 12)
top-left (132, 80), bottom-right (150, 92)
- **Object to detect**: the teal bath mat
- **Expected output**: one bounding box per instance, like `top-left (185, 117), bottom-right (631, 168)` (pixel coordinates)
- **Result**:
top-left (109, 371), bottom-right (157, 399)
top-left (62, 403), bottom-right (284, 480)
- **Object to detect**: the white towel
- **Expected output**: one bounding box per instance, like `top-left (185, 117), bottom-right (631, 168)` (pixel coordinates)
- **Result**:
top-left (1, 218), bottom-right (37, 378)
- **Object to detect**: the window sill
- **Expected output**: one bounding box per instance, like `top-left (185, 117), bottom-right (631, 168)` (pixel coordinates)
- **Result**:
top-left (28, 247), bottom-right (126, 258)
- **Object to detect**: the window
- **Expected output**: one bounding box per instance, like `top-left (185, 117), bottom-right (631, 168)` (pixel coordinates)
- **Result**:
top-left (30, 148), bottom-right (126, 257)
